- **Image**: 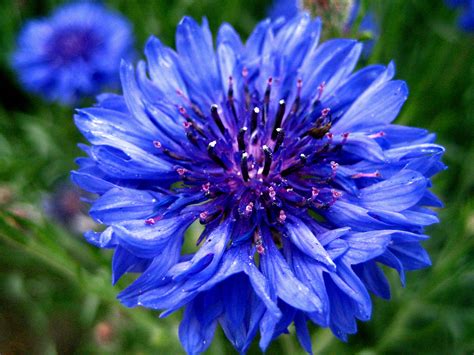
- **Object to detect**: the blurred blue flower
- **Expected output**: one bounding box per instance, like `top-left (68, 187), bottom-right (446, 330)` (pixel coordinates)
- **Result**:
top-left (73, 15), bottom-right (445, 354)
top-left (12, 2), bottom-right (133, 104)
top-left (445, 0), bottom-right (474, 32)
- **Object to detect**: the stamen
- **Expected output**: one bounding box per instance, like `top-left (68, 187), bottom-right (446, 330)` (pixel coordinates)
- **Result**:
top-left (242, 67), bottom-right (250, 110)
top-left (145, 218), bottom-right (156, 225)
top-left (341, 132), bottom-right (349, 144)
top-left (317, 81), bottom-right (326, 101)
top-left (207, 141), bottom-right (227, 169)
top-left (277, 210), bottom-right (287, 224)
top-left (352, 171), bottom-right (382, 179)
top-left (330, 161), bottom-right (338, 179)
top-left (244, 201), bottom-right (254, 216)
top-left (330, 189), bottom-right (343, 205)
top-left (210, 104), bottom-right (226, 135)
top-left (201, 182), bottom-right (211, 194)
top-left (272, 99), bottom-right (286, 140)
top-left (228, 76), bottom-right (238, 122)
top-left (291, 79), bottom-right (302, 114)
top-left (321, 107), bottom-right (331, 117)
top-left (145, 216), bottom-right (161, 225)
top-left (281, 154), bottom-right (307, 177)
top-left (240, 152), bottom-right (250, 182)
top-left (262, 145), bottom-right (273, 177)
top-left (268, 186), bottom-right (276, 200)
top-left (254, 232), bottom-right (265, 254)
top-left (368, 131), bottom-right (386, 139)
top-left (262, 77), bottom-right (272, 124)
top-left (251, 107), bottom-right (259, 133)
top-left (274, 128), bottom-right (285, 153)
top-left (326, 132), bottom-right (334, 143)
top-left (238, 127), bottom-right (247, 152)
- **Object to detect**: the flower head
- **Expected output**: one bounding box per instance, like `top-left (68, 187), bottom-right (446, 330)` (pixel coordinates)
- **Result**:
top-left (73, 15), bottom-right (445, 354)
top-left (12, 2), bottom-right (133, 104)
top-left (445, 0), bottom-right (474, 32)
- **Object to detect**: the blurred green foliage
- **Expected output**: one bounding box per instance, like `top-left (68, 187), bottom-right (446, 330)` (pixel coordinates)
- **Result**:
top-left (0, 0), bottom-right (473, 354)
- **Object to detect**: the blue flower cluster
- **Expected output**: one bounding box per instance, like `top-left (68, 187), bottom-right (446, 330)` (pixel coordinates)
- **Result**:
top-left (446, 0), bottom-right (474, 32)
top-left (73, 14), bottom-right (445, 354)
top-left (12, 2), bottom-right (133, 104)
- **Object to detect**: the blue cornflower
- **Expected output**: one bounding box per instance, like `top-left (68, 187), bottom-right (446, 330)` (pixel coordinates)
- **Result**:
top-left (12, 2), bottom-right (133, 104)
top-left (445, 0), bottom-right (474, 32)
top-left (73, 15), bottom-right (445, 354)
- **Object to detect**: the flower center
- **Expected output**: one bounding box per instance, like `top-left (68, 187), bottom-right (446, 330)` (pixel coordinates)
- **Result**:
top-left (149, 73), bottom-right (351, 233)
top-left (48, 27), bottom-right (100, 63)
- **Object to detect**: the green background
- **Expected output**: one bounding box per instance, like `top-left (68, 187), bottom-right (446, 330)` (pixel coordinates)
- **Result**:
top-left (0, 0), bottom-right (473, 353)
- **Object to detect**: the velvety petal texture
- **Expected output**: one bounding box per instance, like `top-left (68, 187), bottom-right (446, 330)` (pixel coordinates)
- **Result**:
top-left (12, 2), bottom-right (134, 104)
top-left (73, 15), bottom-right (445, 355)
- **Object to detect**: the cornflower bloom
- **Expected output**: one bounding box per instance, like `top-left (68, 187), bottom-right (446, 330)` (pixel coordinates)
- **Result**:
top-left (73, 14), bottom-right (445, 354)
top-left (12, 2), bottom-right (133, 104)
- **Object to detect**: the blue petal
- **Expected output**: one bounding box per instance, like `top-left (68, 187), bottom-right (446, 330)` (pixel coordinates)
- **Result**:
top-left (144, 36), bottom-right (188, 97)
top-left (359, 170), bottom-right (427, 212)
top-left (285, 216), bottom-right (336, 270)
top-left (84, 227), bottom-right (116, 248)
top-left (179, 291), bottom-right (221, 355)
top-left (112, 246), bottom-right (151, 285)
top-left (89, 187), bottom-right (169, 224)
top-left (260, 230), bottom-right (322, 313)
top-left (176, 17), bottom-right (220, 106)
top-left (294, 312), bottom-right (313, 355)
top-left (342, 230), bottom-right (392, 264)
top-left (113, 213), bottom-right (195, 258)
top-left (354, 261), bottom-right (391, 299)
top-left (332, 67), bottom-right (407, 133)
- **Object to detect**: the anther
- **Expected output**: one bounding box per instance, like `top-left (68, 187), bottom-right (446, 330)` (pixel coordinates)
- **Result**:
top-left (244, 202), bottom-right (254, 216)
top-left (251, 107), bottom-right (259, 133)
top-left (145, 218), bottom-right (156, 225)
top-left (274, 128), bottom-right (285, 153)
top-left (240, 152), bottom-right (250, 182)
top-left (281, 154), bottom-right (307, 177)
top-left (145, 216), bottom-right (161, 225)
top-left (341, 132), bottom-right (349, 144)
top-left (262, 77), bottom-right (272, 124)
top-left (311, 187), bottom-right (319, 198)
top-left (268, 186), bottom-right (276, 200)
top-left (300, 154), bottom-right (307, 164)
top-left (330, 161), bottom-right (338, 179)
top-left (202, 182), bottom-right (211, 193)
top-left (207, 141), bottom-right (227, 169)
top-left (254, 232), bottom-right (265, 254)
top-left (321, 107), bottom-right (331, 117)
top-left (199, 211), bottom-right (208, 221)
top-left (262, 145), bottom-right (273, 177)
top-left (238, 127), bottom-right (247, 151)
top-left (272, 99), bottom-right (286, 140)
top-left (210, 104), bottom-right (226, 135)
top-left (277, 210), bottom-right (287, 224)
top-left (153, 140), bottom-right (162, 148)
top-left (176, 167), bottom-right (186, 176)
